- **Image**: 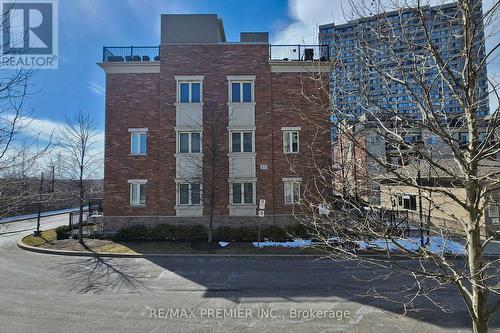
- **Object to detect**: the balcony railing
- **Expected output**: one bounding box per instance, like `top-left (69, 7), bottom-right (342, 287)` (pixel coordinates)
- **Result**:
top-left (102, 45), bottom-right (330, 62)
top-left (102, 46), bottom-right (160, 62)
top-left (269, 44), bottom-right (330, 61)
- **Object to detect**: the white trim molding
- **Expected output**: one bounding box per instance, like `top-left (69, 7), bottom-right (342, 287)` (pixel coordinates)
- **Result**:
top-left (226, 75), bottom-right (256, 81)
top-left (227, 102), bottom-right (256, 107)
top-left (128, 128), bottom-right (148, 132)
top-left (281, 126), bottom-right (301, 131)
top-left (128, 179), bottom-right (148, 184)
top-left (97, 62), bottom-right (160, 74)
top-left (282, 177), bottom-right (302, 182)
top-left (175, 75), bottom-right (204, 81)
top-left (174, 126), bottom-right (203, 132)
top-left (269, 61), bottom-right (332, 73)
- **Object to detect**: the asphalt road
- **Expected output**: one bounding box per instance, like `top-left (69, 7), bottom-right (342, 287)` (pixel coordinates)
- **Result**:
top-left (1, 215), bottom-right (499, 333)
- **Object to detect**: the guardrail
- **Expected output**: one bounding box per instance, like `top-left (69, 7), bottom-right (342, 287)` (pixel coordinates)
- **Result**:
top-left (269, 44), bottom-right (330, 61)
top-left (103, 46), bottom-right (160, 62)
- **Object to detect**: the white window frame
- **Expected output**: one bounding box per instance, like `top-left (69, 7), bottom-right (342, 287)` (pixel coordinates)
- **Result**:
top-left (129, 128), bottom-right (148, 156)
top-left (175, 76), bottom-right (204, 104)
top-left (178, 183), bottom-right (202, 206)
top-left (230, 182), bottom-right (256, 205)
top-left (488, 203), bottom-right (499, 217)
top-left (283, 178), bottom-right (301, 205)
top-left (177, 131), bottom-right (202, 153)
top-left (230, 131), bottom-right (254, 153)
top-left (227, 75), bottom-right (255, 103)
top-left (128, 179), bottom-right (147, 206)
top-left (282, 127), bottom-right (300, 154)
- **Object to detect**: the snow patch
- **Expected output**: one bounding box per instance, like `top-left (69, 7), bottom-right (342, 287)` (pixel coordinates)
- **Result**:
top-left (218, 241), bottom-right (229, 248)
top-left (252, 239), bottom-right (312, 248)
top-left (357, 236), bottom-right (466, 255)
top-left (249, 236), bottom-right (465, 255)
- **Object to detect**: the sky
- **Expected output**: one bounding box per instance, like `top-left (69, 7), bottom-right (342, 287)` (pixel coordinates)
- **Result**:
top-left (18, 0), bottom-right (500, 146)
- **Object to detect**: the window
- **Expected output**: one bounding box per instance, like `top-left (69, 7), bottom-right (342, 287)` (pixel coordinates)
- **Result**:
top-left (398, 194), bottom-right (417, 211)
top-left (179, 183), bottom-right (201, 205)
top-left (284, 181), bottom-right (300, 204)
top-left (283, 130), bottom-right (299, 153)
top-left (231, 132), bottom-right (253, 153)
top-left (479, 132), bottom-right (487, 143)
top-left (232, 182), bottom-right (254, 204)
top-left (178, 81), bottom-right (201, 103)
top-left (404, 134), bottom-right (421, 144)
top-left (230, 82), bottom-right (253, 102)
top-left (129, 181), bottom-right (146, 206)
top-left (488, 203), bottom-right (499, 217)
top-left (178, 132), bottom-right (201, 153)
top-left (458, 132), bottom-right (469, 145)
top-left (130, 130), bottom-right (147, 155)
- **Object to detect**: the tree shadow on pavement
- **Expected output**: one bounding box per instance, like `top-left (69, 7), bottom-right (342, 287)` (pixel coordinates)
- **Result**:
top-left (58, 256), bottom-right (151, 294)
top-left (142, 256), bottom-right (500, 330)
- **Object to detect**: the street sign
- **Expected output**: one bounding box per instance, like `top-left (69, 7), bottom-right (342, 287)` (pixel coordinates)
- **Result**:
top-left (259, 199), bottom-right (266, 210)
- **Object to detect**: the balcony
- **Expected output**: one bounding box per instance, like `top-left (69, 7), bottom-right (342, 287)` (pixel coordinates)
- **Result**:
top-left (269, 44), bottom-right (330, 61)
top-left (102, 45), bottom-right (330, 63)
top-left (102, 46), bottom-right (160, 62)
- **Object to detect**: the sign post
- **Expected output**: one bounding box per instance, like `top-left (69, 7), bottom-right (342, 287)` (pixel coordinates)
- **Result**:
top-left (257, 199), bottom-right (266, 248)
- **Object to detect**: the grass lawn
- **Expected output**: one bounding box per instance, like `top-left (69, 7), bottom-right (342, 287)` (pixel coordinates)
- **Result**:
top-left (22, 229), bottom-right (57, 247)
top-left (22, 228), bottom-right (327, 255)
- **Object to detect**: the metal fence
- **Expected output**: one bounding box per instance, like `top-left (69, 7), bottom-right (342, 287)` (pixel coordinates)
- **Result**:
top-left (269, 44), bottom-right (330, 61)
top-left (103, 46), bottom-right (160, 62)
top-left (68, 198), bottom-right (103, 232)
top-left (69, 210), bottom-right (89, 231)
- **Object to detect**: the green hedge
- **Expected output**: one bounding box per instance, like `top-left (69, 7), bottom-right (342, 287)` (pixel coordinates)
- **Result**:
top-left (55, 225), bottom-right (71, 240)
top-left (115, 224), bottom-right (311, 242)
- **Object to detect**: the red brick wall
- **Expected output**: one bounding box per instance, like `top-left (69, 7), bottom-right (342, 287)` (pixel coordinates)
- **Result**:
top-left (104, 73), bottom-right (161, 216)
top-left (103, 44), bottom-right (331, 221)
top-left (159, 44), bottom-right (272, 216)
top-left (270, 72), bottom-right (332, 214)
top-left (332, 128), bottom-right (370, 198)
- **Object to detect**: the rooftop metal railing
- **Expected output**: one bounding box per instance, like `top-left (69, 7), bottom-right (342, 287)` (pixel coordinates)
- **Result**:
top-left (269, 44), bottom-right (330, 61)
top-left (102, 46), bottom-right (160, 62)
top-left (102, 45), bottom-right (331, 62)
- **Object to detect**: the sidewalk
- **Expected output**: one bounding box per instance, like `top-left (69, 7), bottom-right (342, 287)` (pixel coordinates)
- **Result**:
top-left (0, 207), bottom-right (85, 224)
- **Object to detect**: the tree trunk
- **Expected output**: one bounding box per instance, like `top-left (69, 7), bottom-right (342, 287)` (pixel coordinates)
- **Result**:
top-left (208, 212), bottom-right (214, 243)
top-left (78, 201), bottom-right (84, 244)
top-left (78, 185), bottom-right (84, 245)
top-left (467, 204), bottom-right (489, 333)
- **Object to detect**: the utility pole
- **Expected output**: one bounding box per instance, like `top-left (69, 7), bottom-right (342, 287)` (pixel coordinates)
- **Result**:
top-left (51, 165), bottom-right (55, 193)
top-left (34, 172), bottom-right (44, 236)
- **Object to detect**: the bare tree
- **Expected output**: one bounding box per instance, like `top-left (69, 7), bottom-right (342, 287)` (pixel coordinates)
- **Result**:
top-left (0, 5), bottom-right (53, 220)
top-left (292, 1), bottom-right (500, 332)
top-left (58, 111), bottom-right (102, 244)
top-left (178, 102), bottom-right (227, 243)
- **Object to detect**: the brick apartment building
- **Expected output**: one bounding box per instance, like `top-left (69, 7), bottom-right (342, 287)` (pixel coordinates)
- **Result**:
top-left (98, 14), bottom-right (332, 231)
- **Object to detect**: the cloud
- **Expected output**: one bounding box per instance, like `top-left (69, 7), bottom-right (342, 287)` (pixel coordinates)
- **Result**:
top-left (273, 0), bottom-right (340, 44)
top-left (3, 114), bottom-right (104, 145)
top-left (88, 81), bottom-right (104, 96)
top-left (274, 0), bottom-right (498, 44)
top-left (275, 0), bottom-right (499, 113)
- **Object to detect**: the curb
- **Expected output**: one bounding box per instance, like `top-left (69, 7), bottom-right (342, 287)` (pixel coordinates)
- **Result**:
top-left (17, 234), bottom-right (500, 260)
top-left (16, 236), bottom-right (326, 258)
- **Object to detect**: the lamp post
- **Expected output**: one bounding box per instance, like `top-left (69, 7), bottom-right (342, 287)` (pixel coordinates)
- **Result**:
top-left (34, 172), bottom-right (44, 236)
